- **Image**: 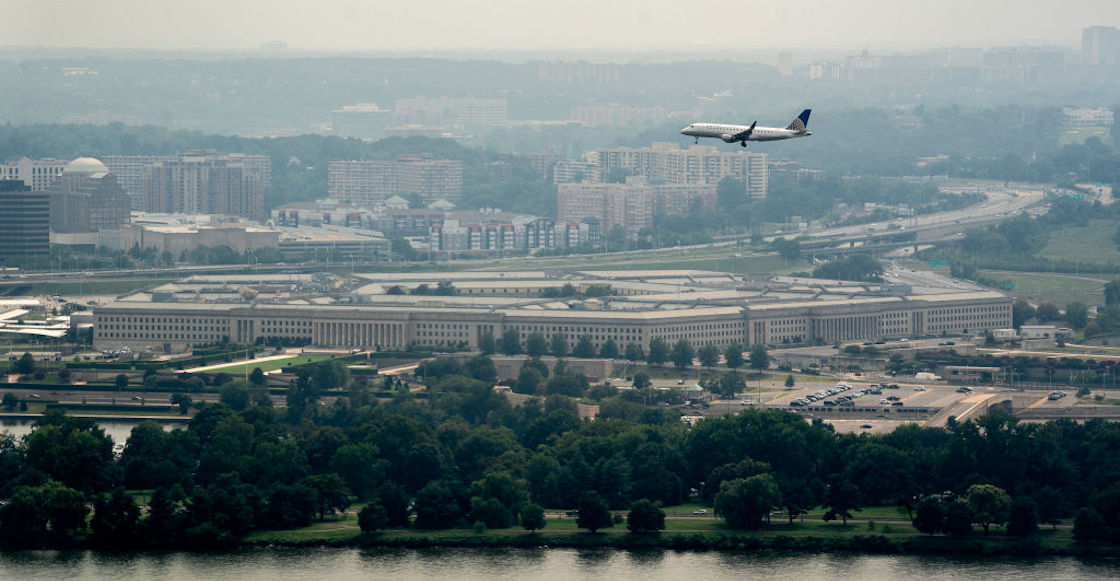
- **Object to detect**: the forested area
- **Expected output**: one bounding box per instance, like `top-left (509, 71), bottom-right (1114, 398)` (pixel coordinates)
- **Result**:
top-left (3, 356), bottom-right (1120, 549)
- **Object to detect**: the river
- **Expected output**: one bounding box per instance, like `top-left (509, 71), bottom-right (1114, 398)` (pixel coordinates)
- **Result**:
top-left (0, 547), bottom-right (1112, 580)
top-left (0, 418), bottom-right (175, 444)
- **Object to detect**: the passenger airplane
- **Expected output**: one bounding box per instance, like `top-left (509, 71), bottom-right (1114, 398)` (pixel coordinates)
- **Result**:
top-left (680, 109), bottom-right (812, 147)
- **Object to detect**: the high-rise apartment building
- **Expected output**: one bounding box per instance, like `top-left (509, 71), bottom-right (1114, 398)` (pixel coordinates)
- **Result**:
top-left (596, 143), bottom-right (768, 200)
top-left (139, 155), bottom-right (266, 220)
top-left (557, 182), bottom-right (716, 237)
top-left (393, 97), bottom-right (507, 128)
top-left (328, 157), bottom-right (464, 206)
top-left (0, 157), bottom-right (68, 191)
top-left (0, 180), bottom-right (49, 263)
top-left (1083, 26), bottom-right (1120, 66)
top-left (106, 153), bottom-right (270, 212)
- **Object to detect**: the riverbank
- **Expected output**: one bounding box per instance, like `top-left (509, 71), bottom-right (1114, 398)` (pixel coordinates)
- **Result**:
top-left (244, 512), bottom-right (1120, 559)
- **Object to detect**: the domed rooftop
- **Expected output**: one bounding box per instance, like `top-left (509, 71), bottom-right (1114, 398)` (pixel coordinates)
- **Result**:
top-left (64, 157), bottom-right (109, 175)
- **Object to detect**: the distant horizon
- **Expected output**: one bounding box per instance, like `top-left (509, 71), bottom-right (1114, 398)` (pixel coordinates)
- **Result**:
top-left (0, 40), bottom-right (1094, 66)
top-left (8, 0), bottom-right (1117, 58)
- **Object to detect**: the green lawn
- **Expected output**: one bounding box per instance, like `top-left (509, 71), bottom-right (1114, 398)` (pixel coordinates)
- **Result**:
top-left (245, 506), bottom-right (1077, 552)
top-left (1059, 126), bottom-right (1111, 146)
top-left (1039, 220), bottom-right (1120, 267)
top-left (196, 354), bottom-right (336, 374)
top-left (978, 271), bottom-right (1104, 306)
top-left (26, 279), bottom-right (170, 296)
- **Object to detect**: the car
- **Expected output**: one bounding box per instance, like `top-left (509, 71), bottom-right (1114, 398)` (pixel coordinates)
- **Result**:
top-left (693, 509), bottom-right (708, 515)
top-left (740, 400), bottom-right (754, 406)
top-left (913, 386), bottom-right (926, 391)
top-left (27, 394), bottom-right (40, 399)
top-left (860, 424), bottom-right (873, 429)
top-left (891, 401), bottom-right (904, 406)
top-left (956, 387), bottom-right (973, 394)
top-left (565, 510), bottom-right (579, 517)
top-left (879, 398), bottom-right (891, 404)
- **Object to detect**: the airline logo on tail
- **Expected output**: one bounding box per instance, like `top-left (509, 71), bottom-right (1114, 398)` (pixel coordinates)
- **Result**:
top-left (786, 109), bottom-right (812, 133)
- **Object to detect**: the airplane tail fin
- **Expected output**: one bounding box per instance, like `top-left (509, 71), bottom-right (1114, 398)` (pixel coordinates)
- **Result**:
top-left (787, 109), bottom-right (811, 132)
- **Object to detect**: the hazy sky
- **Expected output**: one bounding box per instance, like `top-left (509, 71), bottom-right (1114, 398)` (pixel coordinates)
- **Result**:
top-left (8, 0), bottom-right (1120, 54)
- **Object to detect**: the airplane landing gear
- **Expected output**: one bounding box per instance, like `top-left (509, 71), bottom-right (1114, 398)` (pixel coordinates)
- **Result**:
top-left (740, 141), bottom-right (747, 147)
top-left (694, 137), bottom-right (700, 144)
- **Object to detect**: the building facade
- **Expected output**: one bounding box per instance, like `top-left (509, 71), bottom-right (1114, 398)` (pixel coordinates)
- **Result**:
top-left (139, 155), bottom-right (266, 220)
top-left (47, 158), bottom-right (131, 235)
top-left (595, 143), bottom-right (768, 200)
top-left (0, 180), bottom-right (49, 264)
top-left (93, 271), bottom-right (1013, 354)
top-left (0, 157), bottom-right (67, 191)
top-left (106, 153), bottom-right (271, 214)
top-left (328, 157), bottom-right (464, 206)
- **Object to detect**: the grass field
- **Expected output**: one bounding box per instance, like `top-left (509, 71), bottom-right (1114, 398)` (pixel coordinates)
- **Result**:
top-left (245, 505), bottom-right (1077, 553)
top-left (21, 279), bottom-right (170, 297)
top-left (196, 354), bottom-right (336, 374)
top-left (978, 271), bottom-right (1104, 306)
top-left (1059, 126), bottom-right (1111, 146)
top-left (1040, 220), bottom-right (1120, 267)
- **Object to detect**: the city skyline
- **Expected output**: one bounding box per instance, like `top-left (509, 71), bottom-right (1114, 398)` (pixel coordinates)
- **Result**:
top-left (7, 0), bottom-right (1120, 55)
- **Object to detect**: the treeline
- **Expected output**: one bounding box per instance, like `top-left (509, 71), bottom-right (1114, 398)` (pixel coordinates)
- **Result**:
top-left (4, 354), bottom-right (1120, 549)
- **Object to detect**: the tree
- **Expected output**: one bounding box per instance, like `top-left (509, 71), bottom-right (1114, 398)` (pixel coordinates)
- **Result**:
top-left (647, 338), bottom-right (669, 367)
top-left (749, 344), bottom-right (770, 374)
top-left (2, 393), bottom-right (17, 411)
top-left (549, 333), bottom-right (568, 357)
top-left (513, 367), bottom-right (543, 395)
top-left (723, 343), bottom-right (744, 370)
top-left (219, 381), bottom-right (251, 411)
top-left (90, 487), bottom-right (140, 547)
top-left (115, 373), bottom-right (129, 390)
top-left (1035, 302), bottom-right (1061, 323)
top-left (464, 355), bottom-right (497, 383)
top-left (785, 374), bottom-right (795, 388)
top-left (913, 496), bottom-right (946, 536)
top-left (822, 479), bottom-right (860, 526)
top-left (499, 329), bottom-right (522, 355)
top-left (670, 339), bottom-right (695, 370)
top-left (413, 479), bottom-right (464, 529)
top-left (627, 499), bottom-right (666, 534)
top-left (573, 335), bottom-right (596, 358)
top-left (1006, 497), bottom-right (1039, 538)
top-left (714, 474), bottom-right (782, 530)
top-left (632, 372), bottom-right (651, 389)
top-left (1012, 298), bottom-right (1036, 329)
top-left (302, 473), bottom-right (352, 520)
top-left (468, 471), bottom-right (525, 529)
top-left (1073, 506), bottom-right (1106, 542)
top-left (965, 483), bottom-right (1012, 534)
top-left (812, 253), bottom-right (884, 282)
top-left (478, 332), bottom-right (497, 356)
top-left (771, 238), bottom-right (801, 262)
top-left (1065, 301), bottom-right (1089, 329)
top-left (714, 372), bottom-right (745, 398)
top-left (358, 503), bottom-right (388, 533)
top-left (14, 352), bottom-right (34, 375)
top-left (576, 490), bottom-right (613, 534)
top-left (944, 499), bottom-right (974, 537)
top-left (697, 344), bottom-right (721, 369)
top-left (525, 332), bottom-right (548, 358)
top-left (330, 443), bottom-right (386, 499)
top-left (248, 367), bottom-right (266, 386)
top-left (1106, 278), bottom-right (1120, 306)
top-left (599, 339), bottom-right (619, 359)
top-left (521, 502), bottom-right (546, 533)
top-left (171, 393), bottom-right (192, 415)
top-left (624, 343), bottom-right (644, 362)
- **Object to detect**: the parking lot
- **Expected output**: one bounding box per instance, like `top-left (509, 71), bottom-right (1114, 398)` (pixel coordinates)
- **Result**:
top-left (765, 379), bottom-right (1005, 420)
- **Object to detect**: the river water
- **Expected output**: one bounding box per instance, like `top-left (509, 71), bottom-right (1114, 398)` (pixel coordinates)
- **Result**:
top-left (0, 418), bottom-right (174, 444)
top-left (0, 547), bottom-right (1112, 580)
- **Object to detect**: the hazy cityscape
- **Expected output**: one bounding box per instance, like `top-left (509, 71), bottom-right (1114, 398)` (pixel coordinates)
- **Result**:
top-left (1, 1), bottom-right (1120, 578)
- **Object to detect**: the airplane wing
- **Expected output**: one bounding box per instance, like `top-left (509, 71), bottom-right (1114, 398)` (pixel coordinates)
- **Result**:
top-left (732, 121), bottom-right (757, 141)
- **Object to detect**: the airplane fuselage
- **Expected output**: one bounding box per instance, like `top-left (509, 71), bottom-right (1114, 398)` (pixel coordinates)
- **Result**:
top-left (679, 123), bottom-right (810, 143)
top-left (680, 109), bottom-right (812, 146)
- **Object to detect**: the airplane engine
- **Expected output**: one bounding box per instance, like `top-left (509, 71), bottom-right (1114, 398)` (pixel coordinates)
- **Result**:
top-left (720, 134), bottom-right (736, 143)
